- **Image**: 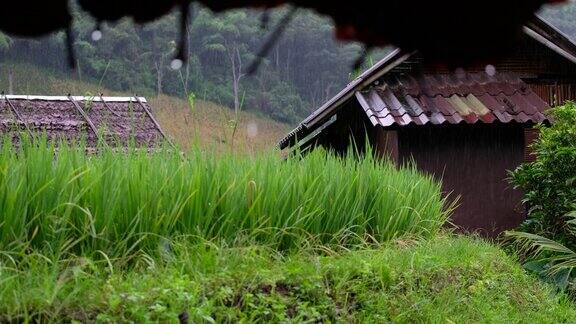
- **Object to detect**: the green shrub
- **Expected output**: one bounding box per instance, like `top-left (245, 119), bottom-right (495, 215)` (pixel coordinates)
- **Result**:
top-left (508, 102), bottom-right (576, 292)
top-left (510, 102), bottom-right (576, 243)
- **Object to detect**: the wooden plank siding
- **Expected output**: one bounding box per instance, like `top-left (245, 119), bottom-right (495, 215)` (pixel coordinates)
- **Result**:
top-left (527, 83), bottom-right (576, 107)
top-left (398, 123), bottom-right (526, 237)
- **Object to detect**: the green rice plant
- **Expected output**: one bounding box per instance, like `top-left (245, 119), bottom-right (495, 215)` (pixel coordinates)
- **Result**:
top-left (0, 136), bottom-right (451, 260)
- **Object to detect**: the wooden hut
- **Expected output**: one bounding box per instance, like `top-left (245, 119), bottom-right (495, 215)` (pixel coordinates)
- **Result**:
top-left (278, 16), bottom-right (576, 236)
top-left (0, 95), bottom-right (168, 149)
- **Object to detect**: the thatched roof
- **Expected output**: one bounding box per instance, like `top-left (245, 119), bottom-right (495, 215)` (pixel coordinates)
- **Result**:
top-left (0, 95), bottom-right (168, 148)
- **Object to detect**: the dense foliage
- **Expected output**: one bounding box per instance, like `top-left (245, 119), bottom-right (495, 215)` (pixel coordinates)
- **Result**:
top-left (2, 235), bottom-right (575, 322)
top-left (0, 6), bottom-right (381, 125)
top-left (508, 102), bottom-right (576, 292)
top-left (511, 102), bottom-right (576, 242)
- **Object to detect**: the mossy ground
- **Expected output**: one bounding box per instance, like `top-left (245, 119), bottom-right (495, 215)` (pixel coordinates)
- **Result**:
top-left (2, 235), bottom-right (574, 323)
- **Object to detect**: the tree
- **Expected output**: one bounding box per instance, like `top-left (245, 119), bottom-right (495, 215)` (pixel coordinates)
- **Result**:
top-left (0, 32), bottom-right (14, 94)
top-left (193, 11), bottom-right (257, 116)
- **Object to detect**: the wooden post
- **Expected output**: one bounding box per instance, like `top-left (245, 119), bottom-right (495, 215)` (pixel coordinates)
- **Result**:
top-left (68, 96), bottom-right (100, 140)
top-left (134, 96), bottom-right (175, 149)
top-left (4, 96), bottom-right (34, 138)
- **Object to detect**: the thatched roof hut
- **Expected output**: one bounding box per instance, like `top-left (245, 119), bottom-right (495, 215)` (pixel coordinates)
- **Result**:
top-left (0, 95), bottom-right (168, 148)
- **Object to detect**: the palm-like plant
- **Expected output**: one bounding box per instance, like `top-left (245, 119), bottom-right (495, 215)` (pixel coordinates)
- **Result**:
top-left (506, 210), bottom-right (576, 292)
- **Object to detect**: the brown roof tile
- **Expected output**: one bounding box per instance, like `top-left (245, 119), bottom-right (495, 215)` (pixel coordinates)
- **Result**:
top-left (357, 72), bottom-right (549, 128)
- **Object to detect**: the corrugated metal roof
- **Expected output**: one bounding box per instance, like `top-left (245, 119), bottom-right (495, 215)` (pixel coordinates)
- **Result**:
top-left (0, 95), bottom-right (167, 148)
top-left (355, 73), bottom-right (549, 128)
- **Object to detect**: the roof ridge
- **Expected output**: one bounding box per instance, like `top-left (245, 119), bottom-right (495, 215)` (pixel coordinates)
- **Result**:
top-left (1, 95), bottom-right (148, 103)
top-left (414, 89), bottom-right (529, 99)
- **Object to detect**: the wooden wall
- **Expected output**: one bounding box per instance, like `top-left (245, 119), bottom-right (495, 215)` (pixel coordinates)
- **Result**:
top-left (397, 123), bottom-right (526, 236)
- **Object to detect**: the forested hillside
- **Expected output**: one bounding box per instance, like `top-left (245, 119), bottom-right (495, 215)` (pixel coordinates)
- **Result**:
top-left (0, 6), bottom-right (381, 125)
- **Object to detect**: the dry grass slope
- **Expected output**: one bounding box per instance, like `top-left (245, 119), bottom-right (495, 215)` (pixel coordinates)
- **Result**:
top-left (0, 63), bottom-right (289, 152)
top-left (152, 95), bottom-right (289, 153)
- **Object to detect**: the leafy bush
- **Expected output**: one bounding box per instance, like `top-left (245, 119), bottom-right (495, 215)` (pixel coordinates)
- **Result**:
top-left (507, 102), bottom-right (576, 292)
top-left (510, 102), bottom-right (576, 243)
top-left (508, 212), bottom-right (576, 292)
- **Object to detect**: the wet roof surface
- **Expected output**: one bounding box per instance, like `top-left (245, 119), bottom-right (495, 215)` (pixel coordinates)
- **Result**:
top-left (0, 95), bottom-right (167, 148)
top-left (355, 72), bottom-right (549, 128)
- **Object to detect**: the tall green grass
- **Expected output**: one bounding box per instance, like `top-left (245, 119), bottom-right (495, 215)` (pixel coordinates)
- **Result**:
top-left (0, 137), bottom-right (450, 260)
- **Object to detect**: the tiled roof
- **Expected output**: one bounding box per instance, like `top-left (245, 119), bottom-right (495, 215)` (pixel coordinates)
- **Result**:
top-left (0, 95), bottom-right (168, 148)
top-left (278, 15), bottom-right (571, 150)
top-left (355, 73), bottom-right (549, 128)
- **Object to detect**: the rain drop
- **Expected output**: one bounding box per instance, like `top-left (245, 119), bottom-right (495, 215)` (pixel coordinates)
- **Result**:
top-left (485, 64), bottom-right (496, 77)
top-left (171, 59), bottom-right (183, 70)
top-left (91, 30), bottom-right (102, 42)
top-left (247, 121), bottom-right (259, 138)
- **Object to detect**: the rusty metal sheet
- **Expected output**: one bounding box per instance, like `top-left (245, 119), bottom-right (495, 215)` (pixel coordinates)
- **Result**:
top-left (398, 75), bottom-right (421, 96)
top-left (492, 110), bottom-right (515, 123)
top-left (514, 111), bottom-right (532, 123)
top-left (464, 94), bottom-right (491, 115)
top-left (403, 95), bottom-right (425, 116)
top-left (427, 96), bottom-right (456, 116)
top-left (368, 91), bottom-right (388, 113)
top-left (509, 92), bottom-right (540, 115)
top-left (411, 113), bottom-right (429, 125)
top-left (533, 111), bottom-right (548, 123)
top-left (383, 89), bottom-right (408, 116)
top-left (446, 95), bottom-right (473, 116)
top-left (368, 115), bottom-right (380, 126)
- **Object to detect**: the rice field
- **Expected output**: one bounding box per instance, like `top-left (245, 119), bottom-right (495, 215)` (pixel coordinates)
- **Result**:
top-left (0, 137), bottom-right (450, 261)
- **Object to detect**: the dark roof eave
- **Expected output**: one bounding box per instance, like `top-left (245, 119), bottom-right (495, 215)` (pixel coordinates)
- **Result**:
top-left (525, 15), bottom-right (576, 64)
top-left (277, 48), bottom-right (414, 149)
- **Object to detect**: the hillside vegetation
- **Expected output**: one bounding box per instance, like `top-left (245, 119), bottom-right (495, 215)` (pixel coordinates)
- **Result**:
top-left (0, 4), bottom-right (573, 126)
top-left (0, 62), bottom-right (289, 152)
top-left (2, 234), bottom-right (575, 322)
